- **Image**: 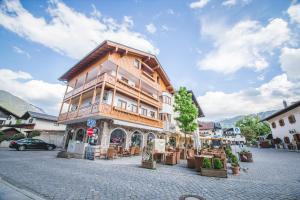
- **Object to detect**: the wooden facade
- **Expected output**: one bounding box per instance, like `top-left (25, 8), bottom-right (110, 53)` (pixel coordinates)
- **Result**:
top-left (58, 40), bottom-right (174, 130)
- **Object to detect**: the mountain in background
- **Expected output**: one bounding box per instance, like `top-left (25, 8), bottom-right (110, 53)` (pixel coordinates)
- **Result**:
top-left (0, 90), bottom-right (45, 117)
top-left (219, 110), bottom-right (277, 128)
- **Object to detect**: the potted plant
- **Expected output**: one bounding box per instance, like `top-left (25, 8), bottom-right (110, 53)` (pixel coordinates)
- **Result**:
top-left (230, 154), bottom-right (240, 175)
top-left (238, 149), bottom-right (253, 162)
top-left (200, 158), bottom-right (227, 178)
top-left (141, 142), bottom-right (156, 169)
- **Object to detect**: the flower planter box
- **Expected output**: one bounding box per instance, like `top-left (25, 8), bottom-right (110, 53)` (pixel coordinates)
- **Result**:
top-left (141, 161), bottom-right (156, 169)
top-left (200, 168), bottom-right (227, 178)
top-left (239, 152), bottom-right (253, 162)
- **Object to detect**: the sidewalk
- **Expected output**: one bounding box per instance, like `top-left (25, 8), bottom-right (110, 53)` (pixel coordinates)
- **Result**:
top-left (0, 177), bottom-right (45, 200)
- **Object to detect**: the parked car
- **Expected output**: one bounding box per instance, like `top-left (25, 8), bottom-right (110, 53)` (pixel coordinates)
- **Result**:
top-left (9, 138), bottom-right (56, 151)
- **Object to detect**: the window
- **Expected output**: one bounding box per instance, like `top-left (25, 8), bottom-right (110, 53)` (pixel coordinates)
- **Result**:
top-left (161, 95), bottom-right (171, 105)
top-left (288, 115), bottom-right (296, 124)
top-left (29, 118), bottom-right (33, 123)
top-left (134, 59), bottom-right (140, 69)
top-left (271, 122), bottom-right (276, 129)
top-left (157, 76), bottom-right (160, 83)
top-left (131, 104), bottom-right (137, 113)
top-left (150, 111), bottom-right (155, 118)
top-left (279, 119), bottom-right (285, 127)
top-left (117, 99), bottom-right (127, 110)
top-left (141, 108), bottom-right (147, 116)
top-left (121, 76), bottom-right (128, 83)
top-left (7, 115), bottom-right (11, 120)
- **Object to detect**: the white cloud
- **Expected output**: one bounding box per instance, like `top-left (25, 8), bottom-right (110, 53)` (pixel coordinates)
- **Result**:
top-left (222, 0), bottom-right (251, 7)
top-left (0, 68), bottom-right (65, 115)
top-left (0, 0), bottom-right (158, 59)
top-left (91, 4), bottom-right (101, 18)
top-left (198, 18), bottom-right (291, 74)
top-left (197, 74), bottom-right (300, 121)
top-left (146, 23), bottom-right (157, 34)
top-left (280, 47), bottom-right (300, 80)
top-left (287, 3), bottom-right (300, 25)
top-left (13, 46), bottom-right (31, 58)
top-left (190, 0), bottom-right (210, 9)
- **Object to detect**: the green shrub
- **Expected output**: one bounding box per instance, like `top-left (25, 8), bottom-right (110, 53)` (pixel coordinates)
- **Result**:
top-left (231, 154), bottom-right (239, 167)
top-left (202, 158), bottom-right (212, 168)
top-left (27, 131), bottom-right (41, 138)
top-left (10, 133), bottom-right (25, 141)
top-left (0, 132), bottom-right (11, 142)
top-left (213, 158), bottom-right (223, 169)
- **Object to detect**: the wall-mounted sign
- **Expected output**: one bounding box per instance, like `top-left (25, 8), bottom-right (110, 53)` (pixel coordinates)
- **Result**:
top-left (87, 118), bottom-right (96, 128)
top-left (233, 127), bottom-right (241, 134)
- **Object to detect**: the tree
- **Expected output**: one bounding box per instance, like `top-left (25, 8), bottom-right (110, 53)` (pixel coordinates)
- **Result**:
top-left (173, 87), bottom-right (198, 154)
top-left (235, 115), bottom-right (271, 142)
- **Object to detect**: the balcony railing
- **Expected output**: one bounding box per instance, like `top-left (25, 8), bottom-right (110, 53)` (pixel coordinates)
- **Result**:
top-left (63, 73), bottom-right (161, 107)
top-left (58, 103), bottom-right (163, 128)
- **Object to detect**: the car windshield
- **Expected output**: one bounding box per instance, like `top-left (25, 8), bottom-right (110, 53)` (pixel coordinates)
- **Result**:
top-left (34, 139), bottom-right (45, 143)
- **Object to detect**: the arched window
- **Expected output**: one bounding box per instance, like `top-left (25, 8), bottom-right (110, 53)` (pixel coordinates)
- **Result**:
top-left (110, 129), bottom-right (126, 148)
top-left (131, 131), bottom-right (142, 147)
top-left (147, 133), bottom-right (155, 144)
top-left (75, 129), bottom-right (85, 142)
top-left (279, 119), bottom-right (285, 127)
top-left (271, 122), bottom-right (276, 129)
top-left (169, 136), bottom-right (176, 147)
top-left (288, 115), bottom-right (296, 124)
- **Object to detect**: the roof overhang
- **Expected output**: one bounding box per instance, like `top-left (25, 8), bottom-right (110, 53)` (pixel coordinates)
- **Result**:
top-left (59, 40), bottom-right (174, 93)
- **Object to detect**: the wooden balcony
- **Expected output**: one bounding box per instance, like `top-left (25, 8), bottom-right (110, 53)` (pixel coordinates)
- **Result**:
top-left (63, 72), bottom-right (161, 108)
top-left (58, 103), bottom-right (163, 129)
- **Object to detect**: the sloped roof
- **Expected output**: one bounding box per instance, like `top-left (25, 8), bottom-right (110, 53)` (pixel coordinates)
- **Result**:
top-left (188, 90), bottom-right (205, 117)
top-left (0, 90), bottom-right (45, 117)
top-left (58, 40), bottom-right (174, 93)
top-left (262, 100), bottom-right (300, 121)
top-left (22, 111), bottom-right (58, 122)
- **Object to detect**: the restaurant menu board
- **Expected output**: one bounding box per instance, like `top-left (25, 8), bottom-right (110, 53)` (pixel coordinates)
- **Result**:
top-left (85, 146), bottom-right (95, 160)
top-left (154, 139), bottom-right (165, 153)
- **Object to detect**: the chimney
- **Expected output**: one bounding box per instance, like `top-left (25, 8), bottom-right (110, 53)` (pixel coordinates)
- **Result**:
top-left (283, 100), bottom-right (287, 108)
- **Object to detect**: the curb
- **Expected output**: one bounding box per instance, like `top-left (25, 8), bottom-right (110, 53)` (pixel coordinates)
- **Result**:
top-left (0, 177), bottom-right (46, 200)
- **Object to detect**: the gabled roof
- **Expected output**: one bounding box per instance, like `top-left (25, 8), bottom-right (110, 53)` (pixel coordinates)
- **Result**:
top-left (59, 40), bottom-right (174, 93)
top-left (188, 90), bottom-right (205, 117)
top-left (22, 111), bottom-right (58, 122)
top-left (262, 100), bottom-right (300, 121)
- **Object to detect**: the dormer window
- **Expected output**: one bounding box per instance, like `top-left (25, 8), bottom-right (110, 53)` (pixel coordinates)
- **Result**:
top-left (279, 119), bottom-right (285, 127)
top-left (288, 115), bottom-right (296, 124)
top-left (134, 59), bottom-right (140, 69)
top-left (271, 122), bottom-right (276, 129)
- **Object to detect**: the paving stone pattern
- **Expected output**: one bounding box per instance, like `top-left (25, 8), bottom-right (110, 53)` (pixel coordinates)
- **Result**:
top-left (0, 147), bottom-right (299, 200)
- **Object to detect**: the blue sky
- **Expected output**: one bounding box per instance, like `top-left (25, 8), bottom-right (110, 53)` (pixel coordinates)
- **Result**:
top-left (0, 0), bottom-right (300, 121)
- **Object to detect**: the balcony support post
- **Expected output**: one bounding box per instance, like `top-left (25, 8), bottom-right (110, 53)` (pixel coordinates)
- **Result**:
top-left (65, 98), bottom-right (72, 119)
top-left (76, 94), bottom-right (83, 117)
top-left (59, 84), bottom-right (69, 116)
top-left (98, 82), bottom-right (105, 111)
top-left (111, 65), bottom-right (119, 110)
top-left (137, 79), bottom-right (141, 114)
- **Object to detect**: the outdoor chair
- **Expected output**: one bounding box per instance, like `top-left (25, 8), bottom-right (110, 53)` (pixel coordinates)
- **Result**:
top-left (107, 148), bottom-right (117, 159)
top-left (134, 147), bottom-right (141, 155)
top-left (99, 149), bottom-right (107, 159)
top-left (130, 146), bottom-right (136, 156)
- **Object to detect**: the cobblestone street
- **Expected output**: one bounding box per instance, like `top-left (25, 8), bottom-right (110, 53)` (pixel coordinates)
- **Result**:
top-left (0, 147), bottom-right (299, 200)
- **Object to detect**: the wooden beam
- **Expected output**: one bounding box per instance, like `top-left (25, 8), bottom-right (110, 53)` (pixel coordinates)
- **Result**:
top-left (141, 61), bottom-right (154, 73)
top-left (111, 65), bottom-right (119, 110)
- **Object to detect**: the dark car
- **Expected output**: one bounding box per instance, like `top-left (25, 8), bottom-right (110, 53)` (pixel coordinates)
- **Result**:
top-left (9, 138), bottom-right (56, 151)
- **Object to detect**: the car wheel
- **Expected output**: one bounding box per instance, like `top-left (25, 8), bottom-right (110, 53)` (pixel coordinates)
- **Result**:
top-left (18, 145), bottom-right (25, 151)
top-left (47, 146), bottom-right (54, 151)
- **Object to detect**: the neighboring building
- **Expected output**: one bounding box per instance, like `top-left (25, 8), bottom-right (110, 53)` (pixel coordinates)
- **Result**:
top-left (262, 100), bottom-right (300, 147)
top-left (0, 91), bottom-right (66, 147)
top-left (198, 121), bottom-right (223, 137)
top-left (223, 127), bottom-right (246, 144)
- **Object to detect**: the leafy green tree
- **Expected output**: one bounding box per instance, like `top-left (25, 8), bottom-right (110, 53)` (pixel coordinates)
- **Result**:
top-left (235, 115), bottom-right (271, 142)
top-left (173, 87), bottom-right (198, 153)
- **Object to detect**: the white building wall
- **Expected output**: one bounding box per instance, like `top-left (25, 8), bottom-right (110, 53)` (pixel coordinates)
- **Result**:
top-left (34, 119), bottom-right (66, 131)
top-left (160, 92), bottom-right (172, 114)
top-left (267, 106), bottom-right (300, 142)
